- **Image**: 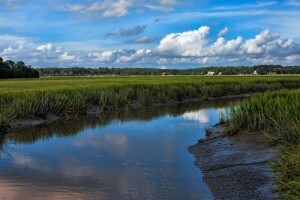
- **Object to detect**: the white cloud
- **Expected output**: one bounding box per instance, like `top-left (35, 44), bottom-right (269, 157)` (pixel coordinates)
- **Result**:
top-left (116, 49), bottom-right (153, 62)
top-left (103, 0), bottom-right (133, 17)
top-left (182, 110), bottom-right (210, 123)
top-left (57, 0), bottom-right (180, 17)
top-left (211, 37), bottom-right (243, 55)
top-left (144, 4), bottom-right (173, 12)
top-left (57, 0), bottom-right (133, 18)
top-left (157, 26), bottom-right (300, 61)
top-left (37, 43), bottom-right (53, 51)
top-left (157, 26), bottom-right (210, 56)
top-left (88, 51), bottom-right (116, 62)
top-left (242, 29), bottom-right (300, 57)
top-left (159, 65), bottom-right (168, 69)
top-left (1, 26), bottom-right (300, 67)
top-left (88, 49), bottom-right (153, 63)
top-left (60, 52), bottom-right (77, 61)
top-left (218, 27), bottom-right (228, 37)
top-left (3, 46), bottom-right (13, 53)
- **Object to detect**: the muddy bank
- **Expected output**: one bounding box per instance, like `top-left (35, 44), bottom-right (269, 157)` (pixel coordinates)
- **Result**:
top-left (4, 93), bottom-right (253, 132)
top-left (189, 124), bottom-right (279, 200)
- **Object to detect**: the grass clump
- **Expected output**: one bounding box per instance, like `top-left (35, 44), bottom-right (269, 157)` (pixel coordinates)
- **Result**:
top-left (223, 89), bottom-right (300, 199)
top-left (272, 145), bottom-right (300, 200)
top-left (226, 89), bottom-right (300, 144)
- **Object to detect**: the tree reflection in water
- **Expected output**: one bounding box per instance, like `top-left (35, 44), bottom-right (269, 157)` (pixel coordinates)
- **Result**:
top-left (0, 99), bottom-right (238, 154)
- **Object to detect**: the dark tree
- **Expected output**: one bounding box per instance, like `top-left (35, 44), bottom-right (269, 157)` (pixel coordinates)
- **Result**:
top-left (0, 57), bottom-right (39, 79)
top-left (37, 65), bottom-right (300, 76)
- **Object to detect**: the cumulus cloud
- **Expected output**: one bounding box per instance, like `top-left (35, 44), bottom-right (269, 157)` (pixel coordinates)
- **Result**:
top-left (157, 26), bottom-right (300, 61)
top-left (1, 26), bottom-right (300, 67)
top-left (88, 49), bottom-right (153, 64)
top-left (157, 26), bottom-right (211, 56)
top-left (242, 29), bottom-right (300, 57)
top-left (106, 25), bottom-right (146, 37)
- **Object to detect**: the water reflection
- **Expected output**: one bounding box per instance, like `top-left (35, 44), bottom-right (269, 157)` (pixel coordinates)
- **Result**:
top-left (0, 100), bottom-right (235, 200)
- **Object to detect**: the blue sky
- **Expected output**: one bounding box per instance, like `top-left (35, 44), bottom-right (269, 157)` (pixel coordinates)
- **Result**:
top-left (0, 0), bottom-right (300, 68)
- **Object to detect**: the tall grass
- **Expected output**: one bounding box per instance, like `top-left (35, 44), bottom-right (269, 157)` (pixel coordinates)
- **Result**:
top-left (272, 145), bottom-right (300, 200)
top-left (226, 89), bottom-right (300, 144)
top-left (0, 76), bottom-right (300, 125)
top-left (224, 89), bottom-right (300, 199)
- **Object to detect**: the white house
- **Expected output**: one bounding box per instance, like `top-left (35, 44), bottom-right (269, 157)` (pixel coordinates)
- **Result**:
top-left (207, 71), bottom-right (215, 76)
top-left (253, 71), bottom-right (258, 75)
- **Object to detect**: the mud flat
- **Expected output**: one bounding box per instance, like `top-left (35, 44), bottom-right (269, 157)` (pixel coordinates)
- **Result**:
top-left (189, 124), bottom-right (279, 200)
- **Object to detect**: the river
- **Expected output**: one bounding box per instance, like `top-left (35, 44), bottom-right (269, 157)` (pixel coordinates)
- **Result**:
top-left (0, 101), bottom-right (232, 200)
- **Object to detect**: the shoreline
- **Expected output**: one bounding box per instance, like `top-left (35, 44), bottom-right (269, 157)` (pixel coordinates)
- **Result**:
top-left (189, 124), bottom-right (279, 199)
top-left (2, 93), bottom-right (253, 133)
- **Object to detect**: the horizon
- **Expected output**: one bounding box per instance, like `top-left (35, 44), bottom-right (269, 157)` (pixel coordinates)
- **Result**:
top-left (1, 0), bottom-right (300, 68)
top-left (34, 64), bottom-right (299, 70)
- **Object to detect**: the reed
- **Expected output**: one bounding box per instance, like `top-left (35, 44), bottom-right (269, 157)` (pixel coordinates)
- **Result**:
top-left (0, 75), bottom-right (300, 125)
top-left (226, 89), bottom-right (300, 144)
top-left (272, 145), bottom-right (300, 200)
top-left (224, 89), bottom-right (300, 199)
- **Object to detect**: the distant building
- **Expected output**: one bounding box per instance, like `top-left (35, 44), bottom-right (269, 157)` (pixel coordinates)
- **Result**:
top-left (207, 71), bottom-right (215, 76)
top-left (218, 72), bottom-right (223, 75)
top-left (253, 71), bottom-right (258, 75)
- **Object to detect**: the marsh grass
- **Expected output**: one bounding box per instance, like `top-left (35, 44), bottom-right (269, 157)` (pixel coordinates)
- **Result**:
top-left (272, 145), bottom-right (300, 200)
top-left (0, 76), bottom-right (300, 125)
top-left (224, 89), bottom-right (300, 199)
top-left (226, 89), bottom-right (300, 144)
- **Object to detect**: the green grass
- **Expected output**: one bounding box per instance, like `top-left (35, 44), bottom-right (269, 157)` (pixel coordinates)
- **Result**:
top-left (0, 75), bottom-right (299, 125)
top-left (224, 89), bottom-right (300, 199)
top-left (272, 145), bottom-right (300, 200)
top-left (0, 75), bottom-right (300, 197)
top-left (226, 89), bottom-right (300, 144)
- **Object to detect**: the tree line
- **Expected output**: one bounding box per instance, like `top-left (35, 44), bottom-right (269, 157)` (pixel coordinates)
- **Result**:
top-left (1, 56), bottom-right (299, 78)
top-left (0, 57), bottom-right (39, 79)
top-left (38, 65), bottom-right (300, 76)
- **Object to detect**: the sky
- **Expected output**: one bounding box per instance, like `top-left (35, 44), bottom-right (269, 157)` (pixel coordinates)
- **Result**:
top-left (0, 0), bottom-right (300, 68)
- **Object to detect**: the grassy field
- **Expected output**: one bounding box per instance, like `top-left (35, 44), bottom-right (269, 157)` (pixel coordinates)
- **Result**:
top-left (224, 89), bottom-right (300, 199)
top-left (273, 145), bottom-right (300, 200)
top-left (0, 75), bottom-right (300, 125)
top-left (1, 75), bottom-right (300, 197)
